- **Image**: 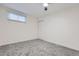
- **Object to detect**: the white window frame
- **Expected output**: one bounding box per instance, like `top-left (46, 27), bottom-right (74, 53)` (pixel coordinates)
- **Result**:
top-left (7, 8), bottom-right (26, 23)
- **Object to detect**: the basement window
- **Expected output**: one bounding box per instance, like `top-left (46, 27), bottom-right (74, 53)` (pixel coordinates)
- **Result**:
top-left (8, 10), bottom-right (26, 23)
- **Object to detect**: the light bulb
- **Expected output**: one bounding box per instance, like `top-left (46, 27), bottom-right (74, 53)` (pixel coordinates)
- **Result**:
top-left (43, 3), bottom-right (48, 7)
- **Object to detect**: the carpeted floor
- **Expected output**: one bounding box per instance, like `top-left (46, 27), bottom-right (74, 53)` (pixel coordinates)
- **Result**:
top-left (0, 39), bottom-right (79, 56)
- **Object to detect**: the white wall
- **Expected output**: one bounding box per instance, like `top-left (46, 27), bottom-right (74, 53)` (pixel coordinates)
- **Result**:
top-left (39, 6), bottom-right (79, 50)
top-left (0, 6), bottom-right (38, 46)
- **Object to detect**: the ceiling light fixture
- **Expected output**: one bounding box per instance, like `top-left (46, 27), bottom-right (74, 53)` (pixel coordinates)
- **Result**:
top-left (43, 3), bottom-right (48, 11)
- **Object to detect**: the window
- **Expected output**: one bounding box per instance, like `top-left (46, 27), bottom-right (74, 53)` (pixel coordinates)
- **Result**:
top-left (7, 8), bottom-right (26, 22)
top-left (8, 13), bottom-right (26, 22)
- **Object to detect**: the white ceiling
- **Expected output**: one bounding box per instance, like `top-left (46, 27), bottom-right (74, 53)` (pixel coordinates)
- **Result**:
top-left (1, 3), bottom-right (79, 18)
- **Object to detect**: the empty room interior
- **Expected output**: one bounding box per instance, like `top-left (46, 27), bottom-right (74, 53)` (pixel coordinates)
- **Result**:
top-left (0, 3), bottom-right (79, 56)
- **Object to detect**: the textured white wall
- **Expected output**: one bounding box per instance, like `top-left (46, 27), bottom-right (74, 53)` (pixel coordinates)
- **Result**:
top-left (0, 6), bottom-right (38, 46)
top-left (39, 6), bottom-right (79, 50)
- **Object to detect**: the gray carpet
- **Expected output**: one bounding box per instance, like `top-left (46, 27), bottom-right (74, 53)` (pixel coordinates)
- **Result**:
top-left (0, 39), bottom-right (79, 56)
